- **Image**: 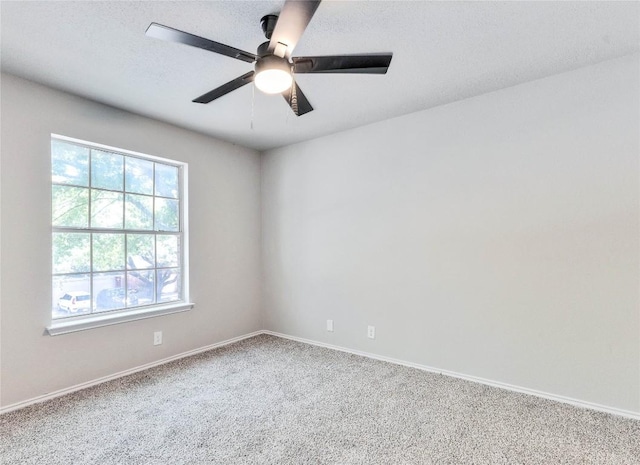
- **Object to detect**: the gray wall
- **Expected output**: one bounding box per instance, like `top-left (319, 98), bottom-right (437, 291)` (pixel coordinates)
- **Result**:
top-left (262, 55), bottom-right (640, 413)
top-left (0, 74), bottom-right (262, 407)
top-left (2, 54), bottom-right (638, 414)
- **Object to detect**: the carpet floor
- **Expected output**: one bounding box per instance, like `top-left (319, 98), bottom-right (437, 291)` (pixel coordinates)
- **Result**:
top-left (1, 334), bottom-right (639, 464)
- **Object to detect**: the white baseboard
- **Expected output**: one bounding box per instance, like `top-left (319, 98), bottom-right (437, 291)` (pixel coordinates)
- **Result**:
top-left (3, 329), bottom-right (639, 422)
top-left (263, 330), bottom-right (640, 421)
top-left (0, 330), bottom-right (263, 415)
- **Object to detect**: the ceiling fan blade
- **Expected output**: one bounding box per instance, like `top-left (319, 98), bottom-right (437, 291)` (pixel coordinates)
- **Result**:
top-left (293, 54), bottom-right (393, 74)
top-left (146, 23), bottom-right (256, 63)
top-left (193, 72), bottom-right (255, 104)
top-left (268, 0), bottom-right (321, 58)
top-left (282, 80), bottom-right (313, 116)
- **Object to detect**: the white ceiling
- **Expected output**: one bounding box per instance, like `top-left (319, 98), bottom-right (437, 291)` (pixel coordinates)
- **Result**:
top-left (1, 1), bottom-right (638, 151)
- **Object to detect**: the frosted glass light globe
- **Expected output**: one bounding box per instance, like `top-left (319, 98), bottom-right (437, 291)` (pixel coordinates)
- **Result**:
top-left (254, 68), bottom-right (293, 94)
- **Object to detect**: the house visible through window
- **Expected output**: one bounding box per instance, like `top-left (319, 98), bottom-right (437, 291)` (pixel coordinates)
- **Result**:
top-left (51, 136), bottom-right (186, 321)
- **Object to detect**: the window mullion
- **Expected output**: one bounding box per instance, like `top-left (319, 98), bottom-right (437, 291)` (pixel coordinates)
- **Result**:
top-left (88, 150), bottom-right (94, 314)
top-left (88, 150), bottom-right (93, 228)
top-left (90, 232), bottom-right (94, 314)
top-left (52, 227), bottom-right (175, 235)
top-left (124, 232), bottom-right (129, 307)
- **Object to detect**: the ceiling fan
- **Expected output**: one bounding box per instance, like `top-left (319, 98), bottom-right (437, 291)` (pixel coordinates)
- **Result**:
top-left (145, 0), bottom-right (393, 116)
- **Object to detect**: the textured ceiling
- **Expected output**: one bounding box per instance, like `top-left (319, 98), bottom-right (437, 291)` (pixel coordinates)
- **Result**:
top-left (1, 1), bottom-right (638, 151)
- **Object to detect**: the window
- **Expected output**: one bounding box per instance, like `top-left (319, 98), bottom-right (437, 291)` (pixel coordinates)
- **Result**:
top-left (50, 135), bottom-right (189, 328)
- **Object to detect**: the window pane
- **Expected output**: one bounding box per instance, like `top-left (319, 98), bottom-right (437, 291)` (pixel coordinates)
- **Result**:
top-left (94, 272), bottom-right (131, 312)
top-left (91, 190), bottom-right (123, 228)
top-left (127, 234), bottom-right (155, 269)
top-left (53, 274), bottom-right (92, 319)
top-left (158, 269), bottom-right (181, 303)
top-left (91, 150), bottom-right (123, 191)
top-left (128, 270), bottom-right (155, 306)
top-left (125, 194), bottom-right (153, 230)
top-left (53, 233), bottom-right (90, 274)
top-left (125, 157), bottom-right (153, 195)
top-left (52, 185), bottom-right (89, 228)
top-left (155, 163), bottom-right (178, 198)
top-left (156, 235), bottom-right (179, 268)
top-left (155, 198), bottom-right (179, 231)
top-left (93, 233), bottom-right (125, 271)
top-left (51, 139), bottom-right (89, 186)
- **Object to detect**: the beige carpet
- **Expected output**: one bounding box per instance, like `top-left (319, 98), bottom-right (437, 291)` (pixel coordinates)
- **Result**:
top-left (1, 334), bottom-right (639, 464)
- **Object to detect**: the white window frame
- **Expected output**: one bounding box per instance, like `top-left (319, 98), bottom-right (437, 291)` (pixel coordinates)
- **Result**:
top-left (47, 134), bottom-right (193, 336)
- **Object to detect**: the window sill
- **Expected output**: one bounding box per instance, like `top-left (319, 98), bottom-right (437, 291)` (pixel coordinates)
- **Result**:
top-left (46, 302), bottom-right (195, 336)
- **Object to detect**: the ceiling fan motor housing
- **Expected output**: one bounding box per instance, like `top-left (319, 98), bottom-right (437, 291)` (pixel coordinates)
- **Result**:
top-left (256, 41), bottom-right (292, 74)
top-left (256, 41), bottom-right (272, 59)
top-left (256, 54), bottom-right (291, 72)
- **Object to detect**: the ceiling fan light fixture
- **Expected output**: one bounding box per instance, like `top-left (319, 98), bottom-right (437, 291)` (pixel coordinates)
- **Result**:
top-left (147, 0), bottom-right (392, 115)
top-left (254, 55), bottom-right (293, 94)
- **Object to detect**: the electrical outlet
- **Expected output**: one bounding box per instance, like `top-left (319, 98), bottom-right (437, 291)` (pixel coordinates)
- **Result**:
top-left (153, 331), bottom-right (163, 346)
top-left (367, 325), bottom-right (375, 339)
top-left (327, 319), bottom-right (334, 332)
